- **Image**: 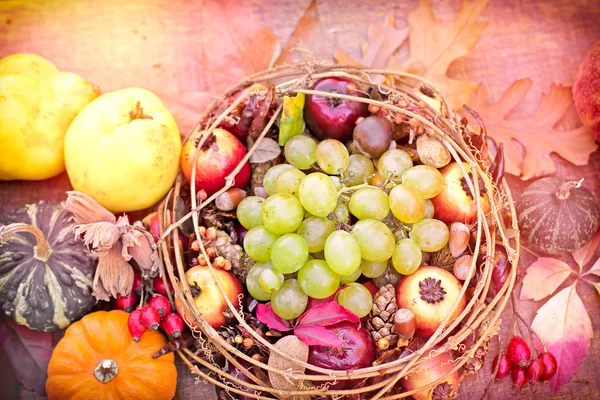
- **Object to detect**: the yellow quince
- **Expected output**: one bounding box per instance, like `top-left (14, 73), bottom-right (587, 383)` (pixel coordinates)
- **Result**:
top-left (0, 54), bottom-right (100, 180)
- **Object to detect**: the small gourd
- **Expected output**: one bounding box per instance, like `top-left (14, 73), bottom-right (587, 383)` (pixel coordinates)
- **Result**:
top-left (0, 201), bottom-right (96, 331)
top-left (517, 177), bottom-right (600, 254)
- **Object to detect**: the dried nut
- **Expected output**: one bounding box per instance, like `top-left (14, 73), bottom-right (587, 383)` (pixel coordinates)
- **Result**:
top-left (453, 254), bottom-right (474, 281)
top-left (416, 134), bottom-right (451, 168)
top-left (449, 222), bottom-right (470, 257)
top-left (216, 188), bottom-right (246, 211)
top-left (394, 308), bottom-right (416, 340)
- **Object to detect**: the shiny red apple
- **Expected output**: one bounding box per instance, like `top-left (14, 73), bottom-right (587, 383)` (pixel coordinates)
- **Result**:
top-left (304, 77), bottom-right (369, 141)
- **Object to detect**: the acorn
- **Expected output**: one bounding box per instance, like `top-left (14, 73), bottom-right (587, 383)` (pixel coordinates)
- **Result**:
top-left (449, 222), bottom-right (470, 257)
top-left (416, 134), bottom-right (451, 168)
top-left (216, 188), bottom-right (246, 211)
top-left (394, 308), bottom-right (416, 340)
top-left (453, 254), bottom-right (473, 281)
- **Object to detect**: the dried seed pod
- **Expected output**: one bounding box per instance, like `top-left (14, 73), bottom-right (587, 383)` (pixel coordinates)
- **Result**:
top-left (453, 254), bottom-right (473, 281)
top-left (416, 134), bottom-right (451, 168)
top-left (394, 308), bottom-right (416, 340)
top-left (449, 222), bottom-right (470, 257)
top-left (216, 188), bottom-right (246, 211)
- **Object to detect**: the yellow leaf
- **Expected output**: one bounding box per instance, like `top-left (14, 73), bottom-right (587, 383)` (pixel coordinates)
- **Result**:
top-left (388, 0), bottom-right (488, 110)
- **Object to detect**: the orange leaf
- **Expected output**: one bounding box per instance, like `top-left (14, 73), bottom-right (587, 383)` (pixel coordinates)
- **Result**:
top-left (388, 0), bottom-right (488, 110)
top-left (334, 16), bottom-right (408, 69)
top-left (467, 80), bottom-right (598, 179)
top-left (520, 258), bottom-right (575, 301)
top-left (572, 227), bottom-right (600, 269)
top-left (531, 284), bottom-right (593, 393)
top-left (583, 258), bottom-right (600, 279)
top-left (275, 0), bottom-right (334, 66)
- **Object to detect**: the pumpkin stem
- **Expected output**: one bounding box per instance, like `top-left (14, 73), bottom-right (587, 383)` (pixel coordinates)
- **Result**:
top-left (94, 358), bottom-right (118, 383)
top-left (0, 223), bottom-right (52, 262)
top-left (556, 178), bottom-right (584, 200)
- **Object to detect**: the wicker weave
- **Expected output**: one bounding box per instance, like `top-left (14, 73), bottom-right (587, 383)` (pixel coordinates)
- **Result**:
top-left (157, 64), bottom-right (519, 399)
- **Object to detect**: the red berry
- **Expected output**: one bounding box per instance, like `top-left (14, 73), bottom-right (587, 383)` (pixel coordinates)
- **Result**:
top-left (115, 291), bottom-right (138, 313)
top-left (507, 336), bottom-right (531, 367)
top-left (153, 275), bottom-right (174, 296)
top-left (139, 305), bottom-right (161, 330)
top-left (128, 309), bottom-right (146, 342)
top-left (149, 295), bottom-right (171, 316)
top-left (132, 271), bottom-right (143, 293)
top-left (538, 352), bottom-right (558, 381)
top-left (511, 366), bottom-right (529, 388)
top-left (160, 313), bottom-right (184, 338)
top-left (493, 353), bottom-right (512, 380)
top-left (526, 359), bottom-right (545, 382)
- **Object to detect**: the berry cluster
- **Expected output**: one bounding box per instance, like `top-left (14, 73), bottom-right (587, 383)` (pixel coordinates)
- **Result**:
top-left (127, 295), bottom-right (184, 342)
top-left (189, 226), bottom-right (232, 270)
top-left (494, 336), bottom-right (557, 387)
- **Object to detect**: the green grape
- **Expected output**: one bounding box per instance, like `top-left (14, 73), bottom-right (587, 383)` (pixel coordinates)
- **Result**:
top-left (284, 135), bottom-right (317, 170)
top-left (401, 165), bottom-right (444, 199)
top-left (423, 199), bottom-right (435, 219)
top-left (296, 216), bottom-right (336, 253)
top-left (377, 149), bottom-right (413, 180)
top-left (275, 168), bottom-right (306, 196)
top-left (243, 226), bottom-right (280, 262)
top-left (351, 219), bottom-right (395, 262)
top-left (324, 231), bottom-right (362, 275)
top-left (261, 193), bottom-right (304, 234)
top-left (340, 265), bottom-right (362, 284)
top-left (410, 219), bottom-right (450, 252)
top-left (246, 262), bottom-right (276, 301)
top-left (336, 283), bottom-right (372, 318)
top-left (298, 260), bottom-right (340, 299)
top-left (330, 176), bottom-right (342, 191)
top-left (271, 279), bottom-right (308, 320)
top-left (334, 202), bottom-right (349, 223)
top-left (236, 196), bottom-right (264, 230)
top-left (258, 268), bottom-right (284, 293)
top-left (298, 173), bottom-right (337, 217)
top-left (263, 164), bottom-right (295, 195)
top-left (315, 139), bottom-right (349, 175)
top-left (270, 233), bottom-right (309, 274)
top-left (389, 184), bottom-right (425, 224)
top-left (361, 259), bottom-right (388, 278)
top-left (349, 187), bottom-right (390, 220)
top-left (344, 154), bottom-right (375, 186)
top-left (392, 238), bottom-right (422, 275)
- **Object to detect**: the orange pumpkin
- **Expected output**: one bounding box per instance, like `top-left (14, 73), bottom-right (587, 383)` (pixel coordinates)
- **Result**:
top-left (46, 310), bottom-right (177, 400)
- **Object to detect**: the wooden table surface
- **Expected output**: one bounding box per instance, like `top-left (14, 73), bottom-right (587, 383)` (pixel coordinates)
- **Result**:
top-left (1, 0), bottom-right (600, 399)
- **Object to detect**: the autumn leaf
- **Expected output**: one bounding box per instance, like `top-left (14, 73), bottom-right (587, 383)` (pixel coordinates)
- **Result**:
top-left (531, 284), bottom-right (593, 393)
top-left (520, 258), bottom-right (576, 301)
top-left (387, 0), bottom-right (488, 110)
top-left (467, 79), bottom-right (598, 179)
top-left (572, 227), bottom-right (600, 271)
top-left (249, 138), bottom-right (281, 164)
top-left (275, 0), bottom-right (334, 66)
top-left (334, 16), bottom-right (408, 69)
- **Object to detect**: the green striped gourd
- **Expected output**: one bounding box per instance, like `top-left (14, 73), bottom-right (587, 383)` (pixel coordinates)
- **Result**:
top-left (0, 201), bottom-right (96, 331)
top-left (517, 177), bottom-right (599, 255)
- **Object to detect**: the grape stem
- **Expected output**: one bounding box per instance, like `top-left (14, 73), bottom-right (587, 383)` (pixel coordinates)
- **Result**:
top-left (337, 182), bottom-right (373, 196)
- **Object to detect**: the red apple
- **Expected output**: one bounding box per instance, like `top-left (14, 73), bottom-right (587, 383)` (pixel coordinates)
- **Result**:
top-left (142, 211), bottom-right (189, 253)
top-left (431, 162), bottom-right (490, 224)
top-left (396, 266), bottom-right (466, 338)
top-left (574, 40), bottom-right (600, 141)
top-left (304, 77), bottom-right (369, 141)
top-left (307, 322), bottom-right (375, 389)
top-left (175, 266), bottom-right (244, 329)
top-left (181, 128), bottom-right (251, 196)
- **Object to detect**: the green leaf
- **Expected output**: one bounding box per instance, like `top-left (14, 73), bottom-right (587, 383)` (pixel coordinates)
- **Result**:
top-left (278, 93), bottom-right (306, 146)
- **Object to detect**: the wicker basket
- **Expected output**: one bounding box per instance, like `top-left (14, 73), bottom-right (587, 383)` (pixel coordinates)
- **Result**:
top-left (157, 64), bottom-right (519, 399)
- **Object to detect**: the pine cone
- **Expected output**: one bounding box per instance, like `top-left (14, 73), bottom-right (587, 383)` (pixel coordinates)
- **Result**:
top-left (430, 245), bottom-right (456, 272)
top-left (368, 284), bottom-right (399, 352)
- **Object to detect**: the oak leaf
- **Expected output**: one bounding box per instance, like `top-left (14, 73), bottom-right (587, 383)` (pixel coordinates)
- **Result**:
top-left (334, 16), bottom-right (408, 69)
top-left (387, 0), bottom-right (488, 110)
top-left (520, 258), bottom-right (575, 301)
top-left (531, 284), bottom-right (593, 393)
top-left (467, 79), bottom-right (598, 179)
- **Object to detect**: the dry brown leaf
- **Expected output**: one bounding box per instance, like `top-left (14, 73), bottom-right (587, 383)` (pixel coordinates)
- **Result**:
top-left (334, 16), bottom-right (409, 68)
top-left (275, 0), bottom-right (334, 65)
top-left (388, 0), bottom-right (488, 110)
top-left (467, 79), bottom-right (598, 179)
